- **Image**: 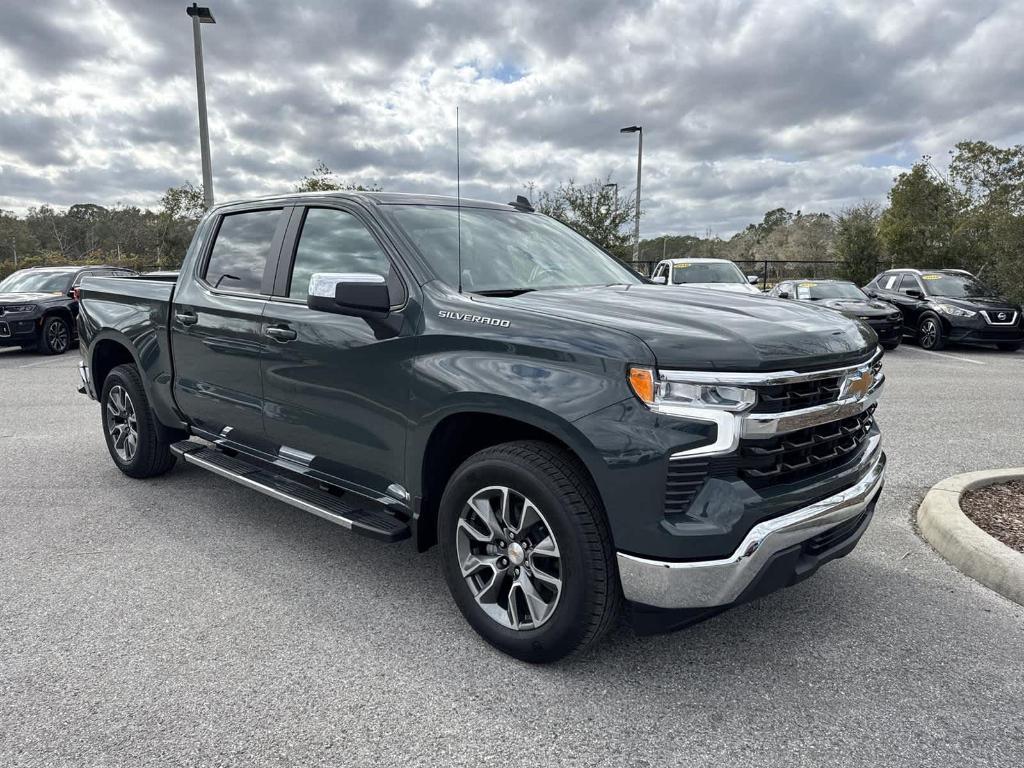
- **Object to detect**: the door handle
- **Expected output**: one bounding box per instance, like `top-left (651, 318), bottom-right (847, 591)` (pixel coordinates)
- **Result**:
top-left (265, 325), bottom-right (297, 342)
top-left (175, 310), bottom-right (198, 326)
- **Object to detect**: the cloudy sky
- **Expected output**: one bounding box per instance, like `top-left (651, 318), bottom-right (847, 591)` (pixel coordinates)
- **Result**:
top-left (1, 0), bottom-right (1023, 236)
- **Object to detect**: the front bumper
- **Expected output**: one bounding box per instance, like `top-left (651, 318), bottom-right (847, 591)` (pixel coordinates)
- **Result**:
top-left (943, 310), bottom-right (1022, 344)
top-left (0, 316), bottom-right (39, 345)
top-left (617, 446), bottom-right (885, 613)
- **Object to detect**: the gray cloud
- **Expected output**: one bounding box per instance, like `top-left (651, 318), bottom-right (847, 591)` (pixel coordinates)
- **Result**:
top-left (2, 0), bottom-right (1023, 236)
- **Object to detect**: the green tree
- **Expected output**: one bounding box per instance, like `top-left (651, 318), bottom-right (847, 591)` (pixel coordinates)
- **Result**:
top-left (534, 176), bottom-right (636, 259)
top-left (295, 162), bottom-right (382, 193)
top-left (878, 162), bottom-right (962, 268)
top-left (835, 202), bottom-right (885, 285)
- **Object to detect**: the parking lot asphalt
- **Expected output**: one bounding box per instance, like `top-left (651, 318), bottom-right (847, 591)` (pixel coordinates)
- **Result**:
top-left (1, 343), bottom-right (1022, 767)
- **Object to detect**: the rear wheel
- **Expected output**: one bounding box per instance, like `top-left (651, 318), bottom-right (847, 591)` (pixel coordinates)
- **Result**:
top-left (918, 315), bottom-right (945, 350)
top-left (100, 364), bottom-right (176, 478)
top-left (39, 316), bottom-right (71, 355)
top-left (997, 342), bottom-right (1021, 352)
top-left (438, 441), bottom-right (620, 663)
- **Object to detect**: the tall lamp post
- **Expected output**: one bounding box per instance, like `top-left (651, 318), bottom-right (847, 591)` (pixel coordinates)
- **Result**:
top-left (620, 125), bottom-right (642, 265)
top-left (187, 3), bottom-right (216, 209)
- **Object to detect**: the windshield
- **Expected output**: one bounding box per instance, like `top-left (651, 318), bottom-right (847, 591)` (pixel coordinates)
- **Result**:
top-left (671, 262), bottom-right (746, 285)
top-left (795, 282), bottom-right (866, 300)
top-left (388, 205), bottom-right (640, 293)
top-left (920, 273), bottom-right (994, 298)
top-left (0, 270), bottom-right (72, 294)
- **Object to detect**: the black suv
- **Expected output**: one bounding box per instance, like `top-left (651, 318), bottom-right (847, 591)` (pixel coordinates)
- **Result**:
top-left (0, 266), bottom-right (137, 355)
top-left (865, 269), bottom-right (1023, 351)
top-left (770, 279), bottom-right (902, 350)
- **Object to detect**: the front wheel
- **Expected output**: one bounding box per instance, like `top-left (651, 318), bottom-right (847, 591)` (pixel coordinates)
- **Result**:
top-left (918, 315), bottom-right (945, 350)
top-left (38, 316), bottom-right (71, 355)
top-left (100, 364), bottom-right (177, 478)
top-left (438, 441), bottom-right (621, 663)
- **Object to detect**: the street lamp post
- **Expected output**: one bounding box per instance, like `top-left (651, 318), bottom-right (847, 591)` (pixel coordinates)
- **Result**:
top-left (620, 125), bottom-right (642, 265)
top-left (186, 3), bottom-right (216, 209)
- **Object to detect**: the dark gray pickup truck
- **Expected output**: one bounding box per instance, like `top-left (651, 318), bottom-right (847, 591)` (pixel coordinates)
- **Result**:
top-left (77, 191), bottom-right (886, 662)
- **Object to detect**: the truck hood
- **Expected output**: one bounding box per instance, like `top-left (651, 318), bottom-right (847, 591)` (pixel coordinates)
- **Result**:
top-left (504, 284), bottom-right (876, 372)
top-left (814, 298), bottom-right (899, 318)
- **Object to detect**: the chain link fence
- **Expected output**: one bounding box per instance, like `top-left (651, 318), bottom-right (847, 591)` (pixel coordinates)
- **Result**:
top-left (632, 258), bottom-right (876, 288)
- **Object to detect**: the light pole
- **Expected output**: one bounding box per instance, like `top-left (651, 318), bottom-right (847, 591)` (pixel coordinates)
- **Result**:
top-left (187, 3), bottom-right (216, 209)
top-left (620, 125), bottom-right (642, 265)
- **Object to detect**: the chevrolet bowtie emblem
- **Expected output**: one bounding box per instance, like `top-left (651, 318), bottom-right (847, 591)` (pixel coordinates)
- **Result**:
top-left (846, 370), bottom-right (874, 399)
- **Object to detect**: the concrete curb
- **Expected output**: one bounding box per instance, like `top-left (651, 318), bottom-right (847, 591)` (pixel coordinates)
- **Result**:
top-left (917, 468), bottom-right (1024, 607)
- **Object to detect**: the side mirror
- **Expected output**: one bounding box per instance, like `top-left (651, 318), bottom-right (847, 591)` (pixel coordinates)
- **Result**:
top-left (747, 275), bottom-right (760, 285)
top-left (652, 275), bottom-right (667, 285)
top-left (777, 291), bottom-right (790, 299)
top-left (307, 273), bottom-right (390, 319)
top-left (905, 289), bottom-right (923, 299)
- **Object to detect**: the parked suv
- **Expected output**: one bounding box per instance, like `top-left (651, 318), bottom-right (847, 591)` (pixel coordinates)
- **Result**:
top-left (0, 265), bottom-right (137, 354)
top-left (770, 279), bottom-right (902, 350)
top-left (865, 268), bottom-right (1022, 351)
top-left (77, 192), bottom-right (886, 662)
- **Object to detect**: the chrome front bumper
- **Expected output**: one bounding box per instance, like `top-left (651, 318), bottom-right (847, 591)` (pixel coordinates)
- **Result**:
top-left (617, 445), bottom-right (886, 610)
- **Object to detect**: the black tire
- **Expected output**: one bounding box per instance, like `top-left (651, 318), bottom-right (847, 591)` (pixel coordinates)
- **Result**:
top-left (996, 342), bottom-right (1021, 352)
top-left (438, 440), bottom-right (621, 663)
top-left (100, 364), bottom-right (176, 478)
top-left (38, 315), bottom-right (71, 355)
top-left (881, 339), bottom-right (901, 351)
top-left (917, 314), bottom-right (945, 350)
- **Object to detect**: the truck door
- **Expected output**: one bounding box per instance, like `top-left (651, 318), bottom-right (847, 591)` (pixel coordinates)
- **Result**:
top-left (170, 206), bottom-right (290, 449)
top-left (258, 204), bottom-right (414, 500)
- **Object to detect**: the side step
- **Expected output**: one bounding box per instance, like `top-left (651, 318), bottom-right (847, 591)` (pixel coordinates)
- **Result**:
top-left (170, 441), bottom-right (410, 543)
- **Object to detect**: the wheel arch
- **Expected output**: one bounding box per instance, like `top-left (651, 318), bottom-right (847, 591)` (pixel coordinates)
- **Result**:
top-left (89, 331), bottom-right (188, 439)
top-left (410, 402), bottom-right (608, 553)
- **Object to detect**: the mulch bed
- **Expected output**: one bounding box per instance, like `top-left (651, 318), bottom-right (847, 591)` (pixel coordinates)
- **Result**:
top-left (960, 480), bottom-right (1024, 553)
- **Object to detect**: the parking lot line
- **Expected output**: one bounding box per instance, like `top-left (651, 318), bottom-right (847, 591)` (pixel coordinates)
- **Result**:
top-left (899, 346), bottom-right (986, 365)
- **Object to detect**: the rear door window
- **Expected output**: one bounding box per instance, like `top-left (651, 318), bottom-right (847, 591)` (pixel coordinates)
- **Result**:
top-left (204, 209), bottom-right (282, 294)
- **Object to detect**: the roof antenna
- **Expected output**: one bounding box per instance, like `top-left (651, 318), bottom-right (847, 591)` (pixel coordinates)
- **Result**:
top-left (456, 106), bottom-right (463, 294)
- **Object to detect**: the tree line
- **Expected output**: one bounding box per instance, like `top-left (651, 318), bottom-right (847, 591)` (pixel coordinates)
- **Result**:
top-left (2, 143), bottom-right (1022, 302)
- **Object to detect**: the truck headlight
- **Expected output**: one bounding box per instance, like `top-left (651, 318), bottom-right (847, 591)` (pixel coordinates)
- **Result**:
top-left (935, 303), bottom-right (975, 318)
top-left (1, 304), bottom-right (36, 313)
top-left (629, 367), bottom-right (757, 413)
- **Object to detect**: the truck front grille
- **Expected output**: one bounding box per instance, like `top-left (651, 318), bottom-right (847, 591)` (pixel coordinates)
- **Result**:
top-left (737, 406), bottom-right (875, 488)
top-left (751, 376), bottom-right (842, 413)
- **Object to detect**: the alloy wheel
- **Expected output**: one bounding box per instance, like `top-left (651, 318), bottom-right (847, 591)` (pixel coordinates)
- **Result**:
top-left (47, 320), bottom-right (69, 353)
top-left (920, 319), bottom-right (938, 349)
top-left (455, 485), bottom-right (563, 630)
top-left (106, 385), bottom-right (139, 462)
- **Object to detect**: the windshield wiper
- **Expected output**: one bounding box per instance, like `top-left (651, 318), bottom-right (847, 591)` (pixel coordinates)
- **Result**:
top-left (473, 288), bottom-right (537, 297)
